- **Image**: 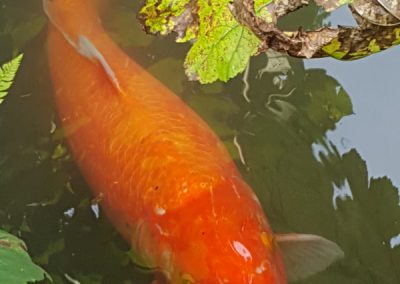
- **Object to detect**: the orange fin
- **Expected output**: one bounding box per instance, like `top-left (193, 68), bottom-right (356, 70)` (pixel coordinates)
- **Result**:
top-left (276, 233), bottom-right (344, 282)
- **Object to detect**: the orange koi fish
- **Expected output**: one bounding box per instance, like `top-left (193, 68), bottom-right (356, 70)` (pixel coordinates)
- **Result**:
top-left (43, 0), bottom-right (343, 283)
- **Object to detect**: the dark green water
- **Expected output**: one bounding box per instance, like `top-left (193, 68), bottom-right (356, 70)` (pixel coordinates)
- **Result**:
top-left (1, 0), bottom-right (400, 283)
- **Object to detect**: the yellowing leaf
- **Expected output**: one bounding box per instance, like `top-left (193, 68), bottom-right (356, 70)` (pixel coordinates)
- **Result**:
top-left (185, 21), bottom-right (260, 83)
top-left (140, 0), bottom-right (195, 41)
top-left (140, 0), bottom-right (261, 83)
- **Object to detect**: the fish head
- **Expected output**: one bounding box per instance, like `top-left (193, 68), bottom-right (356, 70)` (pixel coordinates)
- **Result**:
top-left (154, 179), bottom-right (287, 284)
top-left (180, 230), bottom-right (288, 284)
top-left (153, 177), bottom-right (344, 284)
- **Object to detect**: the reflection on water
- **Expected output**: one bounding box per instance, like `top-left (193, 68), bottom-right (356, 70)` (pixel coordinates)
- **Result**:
top-left (0, 0), bottom-right (399, 283)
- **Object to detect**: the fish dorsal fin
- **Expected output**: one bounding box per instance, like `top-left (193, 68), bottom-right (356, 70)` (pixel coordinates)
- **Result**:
top-left (276, 233), bottom-right (344, 282)
top-left (77, 35), bottom-right (122, 92)
top-left (43, 0), bottom-right (122, 93)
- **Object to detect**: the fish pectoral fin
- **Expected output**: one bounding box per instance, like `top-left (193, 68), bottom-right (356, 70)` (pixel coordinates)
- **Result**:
top-left (77, 35), bottom-right (122, 93)
top-left (276, 233), bottom-right (344, 282)
top-left (128, 249), bottom-right (158, 273)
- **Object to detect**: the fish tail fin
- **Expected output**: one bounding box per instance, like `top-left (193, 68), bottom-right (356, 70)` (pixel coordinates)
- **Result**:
top-left (276, 233), bottom-right (344, 282)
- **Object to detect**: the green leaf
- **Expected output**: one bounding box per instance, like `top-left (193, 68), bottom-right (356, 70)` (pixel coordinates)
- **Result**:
top-left (0, 229), bottom-right (50, 283)
top-left (185, 1), bottom-right (260, 83)
top-left (141, 0), bottom-right (261, 83)
top-left (0, 54), bottom-right (23, 104)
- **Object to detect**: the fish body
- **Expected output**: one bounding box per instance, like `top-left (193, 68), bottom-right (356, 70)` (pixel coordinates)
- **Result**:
top-left (44, 0), bottom-right (343, 283)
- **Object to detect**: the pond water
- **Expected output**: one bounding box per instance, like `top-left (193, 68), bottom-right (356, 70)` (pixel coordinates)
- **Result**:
top-left (1, 0), bottom-right (400, 283)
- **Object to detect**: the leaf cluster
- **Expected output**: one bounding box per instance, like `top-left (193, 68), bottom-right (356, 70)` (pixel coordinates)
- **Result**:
top-left (140, 0), bottom-right (400, 83)
top-left (140, 0), bottom-right (261, 83)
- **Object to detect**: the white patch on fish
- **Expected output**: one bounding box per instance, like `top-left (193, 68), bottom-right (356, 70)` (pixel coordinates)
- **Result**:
top-left (154, 206), bottom-right (166, 216)
top-left (255, 262), bottom-right (266, 274)
top-left (232, 241), bottom-right (252, 261)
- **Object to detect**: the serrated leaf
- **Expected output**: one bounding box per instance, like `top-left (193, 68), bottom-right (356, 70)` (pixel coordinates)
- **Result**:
top-left (0, 54), bottom-right (23, 104)
top-left (0, 229), bottom-right (50, 283)
top-left (141, 0), bottom-right (261, 83)
top-left (184, 1), bottom-right (260, 83)
top-left (185, 24), bottom-right (260, 83)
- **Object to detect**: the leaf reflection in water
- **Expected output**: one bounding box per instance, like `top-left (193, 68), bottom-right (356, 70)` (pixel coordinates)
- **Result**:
top-left (233, 56), bottom-right (400, 284)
